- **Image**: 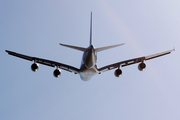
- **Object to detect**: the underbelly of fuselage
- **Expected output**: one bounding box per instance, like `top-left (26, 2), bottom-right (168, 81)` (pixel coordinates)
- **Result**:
top-left (79, 64), bottom-right (99, 81)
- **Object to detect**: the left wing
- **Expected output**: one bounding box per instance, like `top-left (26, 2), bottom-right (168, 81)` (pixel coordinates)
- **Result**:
top-left (5, 50), bottom-right (80, 74)
top-left (98, 49), bottom-right (174, 72)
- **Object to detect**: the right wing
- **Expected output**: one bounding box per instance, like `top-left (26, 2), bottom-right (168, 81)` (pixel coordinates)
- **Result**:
top-left (98, 49), bottom-right (174, 72)
top-left (5, 50), bottom-right (80, 74)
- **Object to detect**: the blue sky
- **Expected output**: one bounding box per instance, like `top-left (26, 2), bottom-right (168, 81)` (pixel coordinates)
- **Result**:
top-left (0, 0), bottom-right (180, 120)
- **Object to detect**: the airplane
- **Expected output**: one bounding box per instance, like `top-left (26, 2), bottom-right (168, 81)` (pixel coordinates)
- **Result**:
top-left (6, 12), bottom-right (174, 81)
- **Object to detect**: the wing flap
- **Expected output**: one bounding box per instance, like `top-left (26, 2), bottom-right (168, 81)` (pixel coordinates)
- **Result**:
top-left (98, 57), bottom-right (145, 72)
top-left (32, 57), bottom-right (80, 73)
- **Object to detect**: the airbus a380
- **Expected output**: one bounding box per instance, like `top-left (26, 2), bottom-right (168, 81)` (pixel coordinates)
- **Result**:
top-left (6, 12), bottom-right (174, 81)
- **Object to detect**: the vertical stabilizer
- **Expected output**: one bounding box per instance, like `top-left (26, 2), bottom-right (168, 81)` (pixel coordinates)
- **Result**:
top-left (90, 12), bottom-right (92, 46)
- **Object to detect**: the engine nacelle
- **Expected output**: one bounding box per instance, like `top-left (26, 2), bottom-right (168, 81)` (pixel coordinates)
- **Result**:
top-left (31, 63), bottom-right (39, 72)
top-left (53, 69), bottom-right (61, 78)
top-left (138, 62), bottom-right (146, 71)
top-left (114, 69), bottom-right (122, 77)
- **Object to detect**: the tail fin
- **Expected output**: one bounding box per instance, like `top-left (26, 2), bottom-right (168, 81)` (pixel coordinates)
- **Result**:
top-left (90, 12), bottom-right (92, 46)
top-left (60, 43), bottom-right (88, 52)
top-left (95, 43), bottom-right (125, 52)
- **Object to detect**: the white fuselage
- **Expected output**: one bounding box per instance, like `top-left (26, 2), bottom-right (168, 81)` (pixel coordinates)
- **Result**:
top-left (79, 45), bottom-right (99, 81)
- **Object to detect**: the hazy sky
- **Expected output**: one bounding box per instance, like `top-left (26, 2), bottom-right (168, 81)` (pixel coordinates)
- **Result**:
top-left (0, 0), bottom-right (180, 120)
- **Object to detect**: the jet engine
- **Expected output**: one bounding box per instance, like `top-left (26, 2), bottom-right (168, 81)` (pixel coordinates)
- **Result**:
top-left (138, 62), bottom-right (146, 71)
top-left (53, 69), bottom-right (61, 78)
top-left (114, 69), bottom-right (122, 77)
top-left (31, 63), bottom-right (39, 72)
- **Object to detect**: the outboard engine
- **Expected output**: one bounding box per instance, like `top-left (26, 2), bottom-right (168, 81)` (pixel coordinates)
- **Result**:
top-left (114, 69), bottom-right (122, 77)
top-left (31, 63), bottom-right (39, 72)
top-left (53, 69), bottom-right (61, 78)
top-left (138, 62), bottom-right (146, 71)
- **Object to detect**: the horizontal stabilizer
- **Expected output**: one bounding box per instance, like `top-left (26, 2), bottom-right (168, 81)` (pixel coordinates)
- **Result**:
top-left (60, 43), bottom-right (88, 52)
top-left (95, 43), bottom-right (125, 52)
